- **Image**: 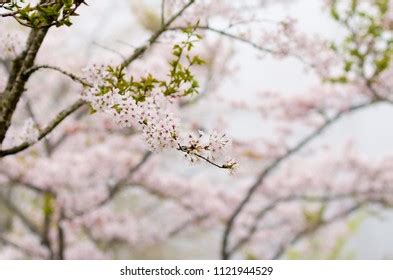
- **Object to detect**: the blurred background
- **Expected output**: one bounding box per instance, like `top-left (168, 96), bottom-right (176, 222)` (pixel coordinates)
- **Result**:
top-left (1, 0), bottom-right (393, 259)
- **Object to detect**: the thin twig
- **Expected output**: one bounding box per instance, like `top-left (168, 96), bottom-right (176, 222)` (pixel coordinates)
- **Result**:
top-left (24, 65), bottom-right (91, 87)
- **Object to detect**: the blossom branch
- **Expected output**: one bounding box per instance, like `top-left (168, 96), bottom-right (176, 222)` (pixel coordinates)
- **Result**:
top-left (1, 0), bottom-right (87, 29)
top-left (177, 144), bottom-right (236, 170)
top-left (0, 173), bottom-right (49, 194)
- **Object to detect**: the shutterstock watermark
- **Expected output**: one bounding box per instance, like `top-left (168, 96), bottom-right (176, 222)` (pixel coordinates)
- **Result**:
top-left (120, 265), bottom-right (205, 277)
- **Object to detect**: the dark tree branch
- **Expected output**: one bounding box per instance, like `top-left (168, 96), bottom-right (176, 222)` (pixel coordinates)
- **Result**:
top-left (0, 27), bottom-right (49, 143)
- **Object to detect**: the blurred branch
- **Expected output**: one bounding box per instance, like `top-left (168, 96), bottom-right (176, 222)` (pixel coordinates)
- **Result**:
top-left (92, 42), bottom-right (126, 60)
top-left (56, 209), bottom-right (65, 260)
top-left (221, 99), bottom-right (385, 259)
top-left (168, 213), bottom-right (208, 238)
top-left (0, 99), bottom-right (86, 157)
top-left (24, 97), bottom-right (52, 155)
top-left (227, 190), bottom-right (393, 257)
top-left (167, 25), bottom-right (320, 70)
top-left (65, 151), bottom-right (153, 219)
top-left (272, 203), bottom-right (364, 259)
top-left (161, 0), bottom-right (165, 27)
top-left (0, 171), bottom-right (49, 194)
top-left (169, 25), bottom-right (276, 54)
top-left (121, 0), bottom-right (195, 68)
top-left (0, 234), bottom-right (37, 258)
top-left (0, 192), bottom-right (40, 236)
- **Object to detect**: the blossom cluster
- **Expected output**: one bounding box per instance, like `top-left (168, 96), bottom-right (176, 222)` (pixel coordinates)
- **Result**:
top-left (83, 71), bottom-right (179, 151)
top-left (81, 63), bottom-right (237, 170)
top-left (179, 131), bottom-right (237, 170)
